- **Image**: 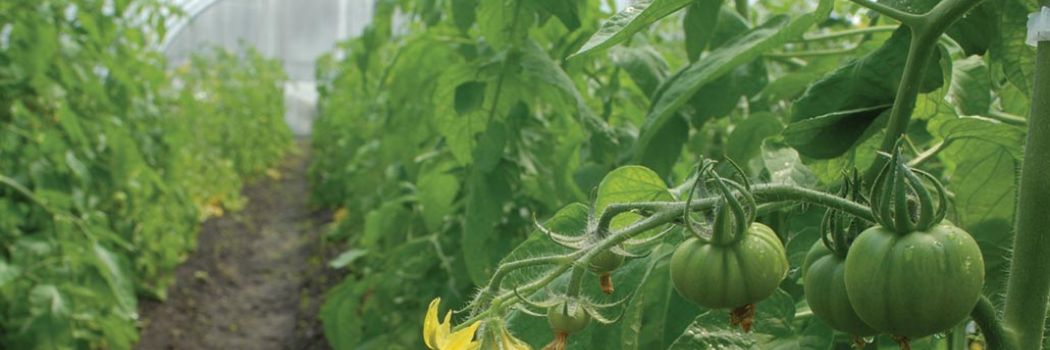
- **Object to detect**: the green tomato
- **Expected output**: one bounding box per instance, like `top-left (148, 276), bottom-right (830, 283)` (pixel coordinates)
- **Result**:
top-left (844, 222), bottom-right (984, 338)
top-left (670, 222), bottom-right (789, 309)
top-left (547, 301), bottom-right (590, 334)
top-left (802, 241), bottom-right (877, 336)
top-left (587, 248), bottom-right (624, 275)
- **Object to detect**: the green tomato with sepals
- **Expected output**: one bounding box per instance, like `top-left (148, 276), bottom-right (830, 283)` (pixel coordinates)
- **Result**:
top-left (670, 222), bottom-right (789, 309)
top-left (844, 221), bottom-right (984, 339)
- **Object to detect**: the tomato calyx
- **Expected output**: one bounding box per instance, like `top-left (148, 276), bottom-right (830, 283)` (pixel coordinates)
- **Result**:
top-left (534, 210), bottom-right (661, 295)
top-left (682, 160), bottom-right (757, 246)
top-left (729, 304), bottom-right (756, 332)
top-left (512, 291), bottom-right (627, 340)
top-left (851, 335), bottom-right (870, 349)
top-left (802, 170), bottom-right (880, 338)
top-left (869, 143), bottom-right (948, 234)
top-left (543, 332), bottom-right (569, 350)
top-left (821, 169), bottom-right (870, 259)
top-left (892, 335), bottom-right (911, 350)
top-left (598, 273), bottom-right (613, 294)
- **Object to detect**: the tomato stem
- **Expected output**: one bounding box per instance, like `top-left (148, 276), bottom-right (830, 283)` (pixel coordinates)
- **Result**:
top-left (477, 254), bottom-right (574, 312)
top-left (598, 184), bottom-right (874, 237)
top-left (848, 0), bottom-right (924, 27)
top-left (795, 25), bottom-right (899, 43)
top-left (866, 27), bottom-right (938, 181)
top-left (1002, 4), bottom-right (1050, 347)
top-left (463, 185), bottom-right (875, 331)
top-left (866, 0), bottom-right (989, 181)
top-left (972, 296), bottom-right (1014, 350)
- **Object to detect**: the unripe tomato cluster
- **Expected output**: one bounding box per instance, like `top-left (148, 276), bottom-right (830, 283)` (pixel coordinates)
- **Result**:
top-left (802, 154), bottom-right (986, 342)
top-left (842, 222), bottom-right (984, 339)
top-left (664, 156), bottom-right (986, 343)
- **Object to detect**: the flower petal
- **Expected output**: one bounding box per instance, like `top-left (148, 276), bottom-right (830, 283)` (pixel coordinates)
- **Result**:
top-left (445, 321), bottom-right (481, 350)
top-left (501, 327), bottom-right (533, 350)
top-left (423, 298), bottom-right (442, 349)
top-left (435, 310), bottom-right (452, 347)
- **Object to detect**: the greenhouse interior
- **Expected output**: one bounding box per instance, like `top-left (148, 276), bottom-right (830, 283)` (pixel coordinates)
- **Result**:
top-left (2, 0), bottom-right (1049, 349)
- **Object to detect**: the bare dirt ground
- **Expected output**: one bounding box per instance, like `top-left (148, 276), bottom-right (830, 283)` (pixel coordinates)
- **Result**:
top-left (137, 143), bottom-right (338, 350)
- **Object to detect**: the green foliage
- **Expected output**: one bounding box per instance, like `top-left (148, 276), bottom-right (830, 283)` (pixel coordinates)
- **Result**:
top-left (0, 1), bottom-right (292, 348)
top-left (311, 0), bottom-right (1036, 348)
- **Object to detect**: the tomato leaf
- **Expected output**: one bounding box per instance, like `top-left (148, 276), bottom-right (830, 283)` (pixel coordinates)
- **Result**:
top-left (761, 141), bottom-right (818, 188)
top-left (683, 0), bottom-right (724, 62)
top-left (788, 27), bottom-right (945, 159)
top-left (783, 105), bottom-right (892, 159)
top-left (462, 168), bottom-right (513, 285)
top-left (993, 0), bottom-right (1035, 95)
top-left (570, 0), bottom-right (695, 60)
top-left (595, 165), bottom-right (674, 215)
top-left (520, 41), bottom-right (618, 146)
top-left (612, 46), bottom-right (669, 98)
top-left (948, 56), bottom-right (992, 116)
top-left (451, 0), bottom-right (478, 32)
top-left (726, 112), bottom-right (784, 170)
top-left (638, 0), bottom-right (832, 161)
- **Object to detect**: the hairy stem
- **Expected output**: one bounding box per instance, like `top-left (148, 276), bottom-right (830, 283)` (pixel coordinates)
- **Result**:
top-left (483, 255), bottom-right (573, 296)
top-left (866, 27), bottom-right (940, 180)
top-left (988, 110), bottom-right (1028, 126)
top-left (973, 296), bottom-right (1015, 350)
top-left (848, 0), bottom-right (924, 27)
top-left (764, 46), bottom-right (860, 58)
top-left (598, 184), bottom-right (873, 236)
top-left (908, 139), bottom-right (952, 167)
top-left (1003, 16), bottom-right (1050, 349)
top-left (455, 184), bottom-right (873, 330)
top-left (565, 266), bottom-right (586, 297)
top-left (796, 25), bottom-right (898, 42)
top-left (866, 0), bottom-right (989, 181)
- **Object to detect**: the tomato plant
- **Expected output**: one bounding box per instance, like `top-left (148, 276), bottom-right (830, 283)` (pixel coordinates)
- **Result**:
top-left (309, 0), bottom-right (1049, 349)
top-left (0, 1), bottom-right (292, 348)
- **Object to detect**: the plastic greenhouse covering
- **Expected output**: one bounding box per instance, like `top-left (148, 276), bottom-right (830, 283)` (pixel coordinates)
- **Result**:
top-left (160, 0), bottom-right (377, 135)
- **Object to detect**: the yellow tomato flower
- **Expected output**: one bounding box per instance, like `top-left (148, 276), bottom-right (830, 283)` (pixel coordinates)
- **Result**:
top-left (494, 326), bottom-right (532, 350)
top-left (424, 298), bottom-right (481, 350)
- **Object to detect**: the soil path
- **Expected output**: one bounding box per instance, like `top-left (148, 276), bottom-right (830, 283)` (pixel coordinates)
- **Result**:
top-left (137, 143), bottom-right (335, 350)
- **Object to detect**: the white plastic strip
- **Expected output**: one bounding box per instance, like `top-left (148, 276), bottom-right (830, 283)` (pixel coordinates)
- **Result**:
top-left (1028, 7), bottom-right (1050, 46)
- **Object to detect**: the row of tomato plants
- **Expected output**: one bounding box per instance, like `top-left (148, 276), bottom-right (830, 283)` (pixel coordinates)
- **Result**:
top-left (310, 0), bottom-right (1046, 348)
top-left (0, 1), bottom-right (293, 348)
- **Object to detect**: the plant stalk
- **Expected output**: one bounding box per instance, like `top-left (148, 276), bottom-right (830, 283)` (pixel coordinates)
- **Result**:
top-left (796, 25), bottom-right (899, 42)
top-left (1002, 23), bottom-right (1050, 350)
top-left (972, 296), bottom-right (1014, 350)
top-left (866, 0), bottom-right (989, 181)
top-left (866, 27), bottom-right (939, 181)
